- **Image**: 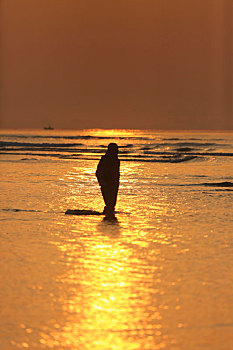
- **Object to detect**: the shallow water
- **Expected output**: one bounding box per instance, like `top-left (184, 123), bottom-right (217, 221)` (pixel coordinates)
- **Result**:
top-left (0, 130), bottom-right (233, 349)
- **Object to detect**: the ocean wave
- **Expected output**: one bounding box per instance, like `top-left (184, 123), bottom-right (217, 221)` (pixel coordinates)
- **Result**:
top-left (0, 151), bottom-right (198, 163)
top-left (175, 147), bottom-right (195, 152)
top-left (2, 144), bottom-right (232, 157)
top-left (0, 141), bottom-right (83, 147)
top-left (162, 137), bottom-right (226, 141)
top-left (144, 150), bottom-right (233, 157)
top-left (2, 208), bottom-right (42, 213)
top-left (0, 147), bottom-right (103, 154)
top-left (1, 132), bottom-right (232, 164)
top-left (140, 141), bottom-right (229, 153)
top-left (202, 181), bottom-right (233, 187)
top-left (173, 142), bottom-right (217, 146)
top-left (0, 134), bottom-right (150, 141)
top-left (119, 155), bottom-right (197, 163)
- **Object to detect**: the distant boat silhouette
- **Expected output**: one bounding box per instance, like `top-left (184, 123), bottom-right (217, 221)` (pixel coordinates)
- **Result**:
top-left (44, 125), bottom-right (54, 130)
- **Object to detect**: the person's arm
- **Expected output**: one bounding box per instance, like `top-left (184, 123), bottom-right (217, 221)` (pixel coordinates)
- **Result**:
top-left (96, 157), bottom-right (106, 186)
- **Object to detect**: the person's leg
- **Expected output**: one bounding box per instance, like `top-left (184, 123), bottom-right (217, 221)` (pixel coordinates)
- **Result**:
top-left (100, 186), bottom-right (108, 213)
top-left (104, 185), bottom-right (119, 215)
top-left (101, 185), bottom-right (114, 214)
top-left (101, 183), bottom-right (119, 215)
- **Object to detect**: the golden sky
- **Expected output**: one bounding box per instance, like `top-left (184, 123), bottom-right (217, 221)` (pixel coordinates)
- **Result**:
top-left (1, 0), bottom-right (232, 129)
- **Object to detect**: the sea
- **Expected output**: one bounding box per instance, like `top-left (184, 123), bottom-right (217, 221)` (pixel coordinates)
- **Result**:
top-left (0, 129), bottom-right (233, 350)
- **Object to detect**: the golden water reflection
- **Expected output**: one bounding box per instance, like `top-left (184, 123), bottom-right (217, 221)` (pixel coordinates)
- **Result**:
top-left (43, 159), bottom-right (180, 349)
top-left (43, 217), bottom-right (170, 350)
top-left (44, 157), bottom-right (187, 349)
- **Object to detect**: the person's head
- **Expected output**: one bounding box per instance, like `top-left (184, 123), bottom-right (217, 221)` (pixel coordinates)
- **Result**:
top-left (107, 143), bottom-right (118, 156)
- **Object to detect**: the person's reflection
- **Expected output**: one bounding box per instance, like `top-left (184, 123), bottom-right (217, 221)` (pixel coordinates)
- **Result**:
top-left (97, 216), bottom-right (120, 236)
top-left (96, 143), bottom-right (120, 218)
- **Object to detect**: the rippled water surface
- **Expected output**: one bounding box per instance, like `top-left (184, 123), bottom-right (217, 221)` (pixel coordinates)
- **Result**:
top-left (0, 130), bottom-right (233, 349)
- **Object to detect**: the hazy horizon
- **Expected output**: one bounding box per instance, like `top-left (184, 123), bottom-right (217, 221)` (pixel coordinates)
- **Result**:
top-left (0, 127), bottom-right (233, 133)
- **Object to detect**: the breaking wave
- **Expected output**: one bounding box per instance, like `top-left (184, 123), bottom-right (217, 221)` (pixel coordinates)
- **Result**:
top-left (1, 131), bottom-right (232, 163)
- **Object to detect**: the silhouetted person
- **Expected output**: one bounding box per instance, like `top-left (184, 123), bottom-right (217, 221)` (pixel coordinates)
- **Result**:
top-left (96, 143), bottom-right (120, 216)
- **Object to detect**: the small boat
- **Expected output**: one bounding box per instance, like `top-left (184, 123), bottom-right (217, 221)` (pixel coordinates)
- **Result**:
top-left (44, 125), bottom-right (54, 130)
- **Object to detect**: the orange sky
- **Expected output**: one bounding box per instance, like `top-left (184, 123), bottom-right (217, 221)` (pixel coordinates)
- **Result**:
top-left (0, 0), bottom-right (232, 129)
